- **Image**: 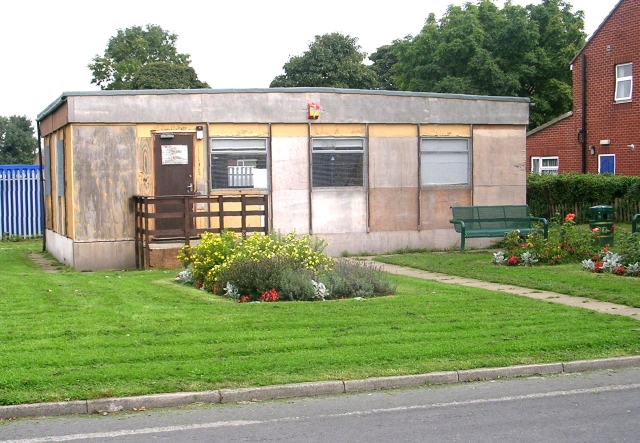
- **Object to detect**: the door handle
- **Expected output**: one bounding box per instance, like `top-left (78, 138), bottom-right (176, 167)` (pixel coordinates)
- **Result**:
top-left (187, 183), bottom-right (194, 194)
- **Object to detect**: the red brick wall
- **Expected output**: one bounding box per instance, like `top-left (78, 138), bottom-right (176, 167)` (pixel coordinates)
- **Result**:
top-left (527, 0), bottom-right (640, 175)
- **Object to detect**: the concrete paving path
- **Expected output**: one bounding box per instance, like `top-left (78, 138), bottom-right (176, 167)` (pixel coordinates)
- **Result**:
top-left (365, 259), bottom-right (640, 320)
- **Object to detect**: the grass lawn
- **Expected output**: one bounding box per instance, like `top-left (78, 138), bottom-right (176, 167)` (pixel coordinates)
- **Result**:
top-left (374, 248), bottom-right (640, 308)
top-left (1, 240), bottom-right (639, 406)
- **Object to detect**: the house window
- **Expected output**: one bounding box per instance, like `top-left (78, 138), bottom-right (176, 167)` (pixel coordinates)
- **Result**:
top-left (615, 63), bottom-right (632, 102)
top-left (531, 156), bottom-right (559, 175)
top-left (598, 154), bottom-right (615, 174)
top-left (312, 138), bottom-right (364, 188)
top-left (420, 138), bottom-right (470, 186)
top-left (210, 138), bottom-right (268, 190)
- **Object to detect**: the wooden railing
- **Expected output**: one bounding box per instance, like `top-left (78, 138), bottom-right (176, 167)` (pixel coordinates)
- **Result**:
top-left (133, 194), bottom-right (269, 269)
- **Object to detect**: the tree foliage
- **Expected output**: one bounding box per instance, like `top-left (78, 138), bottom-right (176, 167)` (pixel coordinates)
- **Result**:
top-left (131, 62), bottom-right (209, 90)
top-left (0, 115), bottom-right (37, 165)
top-left (88, 24), bottom-right (207, 90)
top-left (372, 0), bottom-right (586, 128)
top-left (270, 33), bottom-right (378, 89)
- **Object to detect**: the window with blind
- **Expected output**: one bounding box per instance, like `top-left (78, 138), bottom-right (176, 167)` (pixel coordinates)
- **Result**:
top-left (420, 138), bottom-right (470, 186)
top-left (210, 138), bottom-right (268, 190)
top-left (311, 138), bottom-right (364, 188)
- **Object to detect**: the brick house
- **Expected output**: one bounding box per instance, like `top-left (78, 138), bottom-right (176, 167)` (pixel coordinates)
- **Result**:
top-left (527, 0), bottom-right (639, 175)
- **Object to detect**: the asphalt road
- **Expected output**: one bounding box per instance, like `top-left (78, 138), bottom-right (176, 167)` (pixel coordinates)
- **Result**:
top-left (2, 368), bottom-right (639, 443)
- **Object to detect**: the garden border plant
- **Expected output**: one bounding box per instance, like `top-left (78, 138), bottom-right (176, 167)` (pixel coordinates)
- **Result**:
top-left (177, 230), bottom-right (397, 302)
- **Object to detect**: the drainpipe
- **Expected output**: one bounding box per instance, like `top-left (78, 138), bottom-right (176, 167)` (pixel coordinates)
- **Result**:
top-left (580, 54), bottom-right (587, 174)
top-left (36, 120), bottom-right (46, 252)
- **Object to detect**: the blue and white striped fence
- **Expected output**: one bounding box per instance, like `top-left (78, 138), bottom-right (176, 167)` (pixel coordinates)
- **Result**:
top-left (0, 165), bottom-right (43, 238)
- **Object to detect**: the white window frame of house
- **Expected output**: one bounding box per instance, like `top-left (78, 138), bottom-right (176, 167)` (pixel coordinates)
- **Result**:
top-left (531, 156), bottom-right (559, 175)
top-left (420, 138), bottom-right (470, 186)
top-left (615, 63), bottom-right (633, 103)
top-left (598, 154), bottom-right (616, 174)
top-left (311, 138), bottom-right (365, 188)
top-left (209, 138), bottom-right (269, 190)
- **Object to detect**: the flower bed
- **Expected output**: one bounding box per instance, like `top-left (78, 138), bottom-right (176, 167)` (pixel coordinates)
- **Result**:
top-left (176, 231), bottom-right (396, 302)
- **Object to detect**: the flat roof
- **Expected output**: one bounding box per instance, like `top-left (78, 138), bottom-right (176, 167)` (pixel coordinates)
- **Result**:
top-left (38, 87), bottom-right (530, 122)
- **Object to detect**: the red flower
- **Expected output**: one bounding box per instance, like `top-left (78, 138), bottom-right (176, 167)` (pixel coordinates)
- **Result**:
top-left (610, 225), bottom-right (615, 233)
top-left (507, 256), bottom-right (519, 266)
top-left (593, 262), bottom-right (604, 273)
top-left (259, 289), bottom-right (279, 302)
top-left (612, 266), bottom-right (626, 276)
top-left (196, 281), bottom-right (204, 290)
top-left (565, 213), bottom-right (576, 222)
top-left (592, 227), bottom-right (599, 234)
top-left (238, 295), bottom-right (250, 303)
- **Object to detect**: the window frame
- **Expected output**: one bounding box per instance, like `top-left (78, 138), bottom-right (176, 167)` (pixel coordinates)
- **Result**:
top-left (531, 156), bottom-right (559, 175)
top-left (420, 137), bottom-right (470, 186)
top-left (615, 63), bottom-right (633, 103)
top-left (598, 154), bottom-right (615, 174)
top-left (209, 137), bottom-right (269, 191)
top-left (311, 137), bottom-right (366, 189)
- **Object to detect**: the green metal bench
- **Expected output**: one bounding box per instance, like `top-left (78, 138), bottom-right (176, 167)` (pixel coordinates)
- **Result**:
top-left (450, 205), bottom-right (548, 251)
top-left (633, 214), bottom-right (640, 233)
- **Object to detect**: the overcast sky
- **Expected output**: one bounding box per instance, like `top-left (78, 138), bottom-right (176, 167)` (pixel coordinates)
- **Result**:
top-left (1, 0), bottom-right (621, 124)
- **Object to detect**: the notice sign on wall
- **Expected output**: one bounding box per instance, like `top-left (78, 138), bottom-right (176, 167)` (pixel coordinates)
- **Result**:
top-left (161, 145), bottom-right (189, 165)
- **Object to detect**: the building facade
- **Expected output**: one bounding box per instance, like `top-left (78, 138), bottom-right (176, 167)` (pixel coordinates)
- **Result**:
top-left (527, 0), bottom-right (640, 176)
top-left (37, 88), bottom-right (529, 270)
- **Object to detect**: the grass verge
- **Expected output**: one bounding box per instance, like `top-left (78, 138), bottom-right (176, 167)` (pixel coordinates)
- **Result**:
top-left (1, 240), bottom-right (639, 406)
top-left (375, 249), bottom-right (640, 308)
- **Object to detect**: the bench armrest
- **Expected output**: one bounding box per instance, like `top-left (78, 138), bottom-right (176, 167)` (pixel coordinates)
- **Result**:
top-left (530, 217), bottom-right (548, 239)
top-left (633, 214), bottom-right (640, 233)
top-left (450, 219), bottom-right (467, 251)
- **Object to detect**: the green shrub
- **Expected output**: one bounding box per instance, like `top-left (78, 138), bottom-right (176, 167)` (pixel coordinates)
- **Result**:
top-left (618, 232), bottom-right (640, 265)
top-left (319, 261), bottom-right (397, 299)
top-left (216, 257), bottom-right (284, 301)
top-left (527, 173), bottom-right (640, 221)
top-left (277, 268), bottom-right (317, 301)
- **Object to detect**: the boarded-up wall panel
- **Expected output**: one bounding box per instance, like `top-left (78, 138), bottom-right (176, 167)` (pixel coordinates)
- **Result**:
top-left (420, 188), bottom-right (472, 230)
top-left (369, 188), bottom-right (419, 231)
top-left (472, 125), bottom-right (527, 205)
top-left (73, 125), bottom-right (137, 241)
top-left (311, 190), bottom-right (367, 234)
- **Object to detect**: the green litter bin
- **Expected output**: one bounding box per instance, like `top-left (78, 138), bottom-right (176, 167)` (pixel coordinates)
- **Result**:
top-left (589, 205), bottom-right (615, 247)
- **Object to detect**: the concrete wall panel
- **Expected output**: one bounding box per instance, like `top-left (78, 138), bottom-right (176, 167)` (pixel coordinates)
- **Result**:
top-left (369, 188), bottom-right (418, 231)
top-left (420, 188), bottom-right (472, 230)
top-left (369, 137), bottom-right (418, 188)
top-left (271, 137), bottom-right (309, 191)
top-left (472, 125), bottom-right (526, 205)
top-left (45, 229), bottom-right (74, 268)
top-left (471, 185), bottom-right (525, 206)
top-left (73, 125), bottom-right (137, 241)
top-left (311, 190), bottom-right (367, 234)
top-left (320, 229), bottom-right (461, 255)
top-left (271, 189), bottom-right (310, 234)
top-left (73, 240), bottom-right (136, 271)
top-left (209, 123), bottom-right (269, 137)
top-left (473, 126), bottom-right (527, 186)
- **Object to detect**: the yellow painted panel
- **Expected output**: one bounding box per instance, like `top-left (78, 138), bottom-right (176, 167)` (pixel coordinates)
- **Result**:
top-left (369, 124), bottom-right (418, 138)
top-left (272, 124), bottom-right (308, 138)
top-left (310, 124), bottom-right (366, 137)
top-left (137, 124), bottom-right (197, 138)
top-left (420, 124), bottom-right (471, 137)
top-left (209, 124), bottom-right (269, 137)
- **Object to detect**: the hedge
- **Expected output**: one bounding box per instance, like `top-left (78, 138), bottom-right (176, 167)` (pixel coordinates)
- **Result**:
top-left (527, 173), bottom-right (640, 223)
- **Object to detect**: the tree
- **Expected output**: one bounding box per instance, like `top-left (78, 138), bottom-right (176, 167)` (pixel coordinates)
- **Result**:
top-left (0, 115), bottom-right (37, 165)
top-left (382, 0), bottom-right (586, 128)
top-left (88, 24), bottom-right (207, 90)
top-left (131, 62), bottom-right (209, 90)
top-left (270, 33), bottom-right (378, 89)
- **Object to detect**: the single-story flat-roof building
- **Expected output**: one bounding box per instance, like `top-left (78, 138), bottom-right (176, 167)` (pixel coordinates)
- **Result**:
top-left (36, 88), bottom-right (529, 271)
